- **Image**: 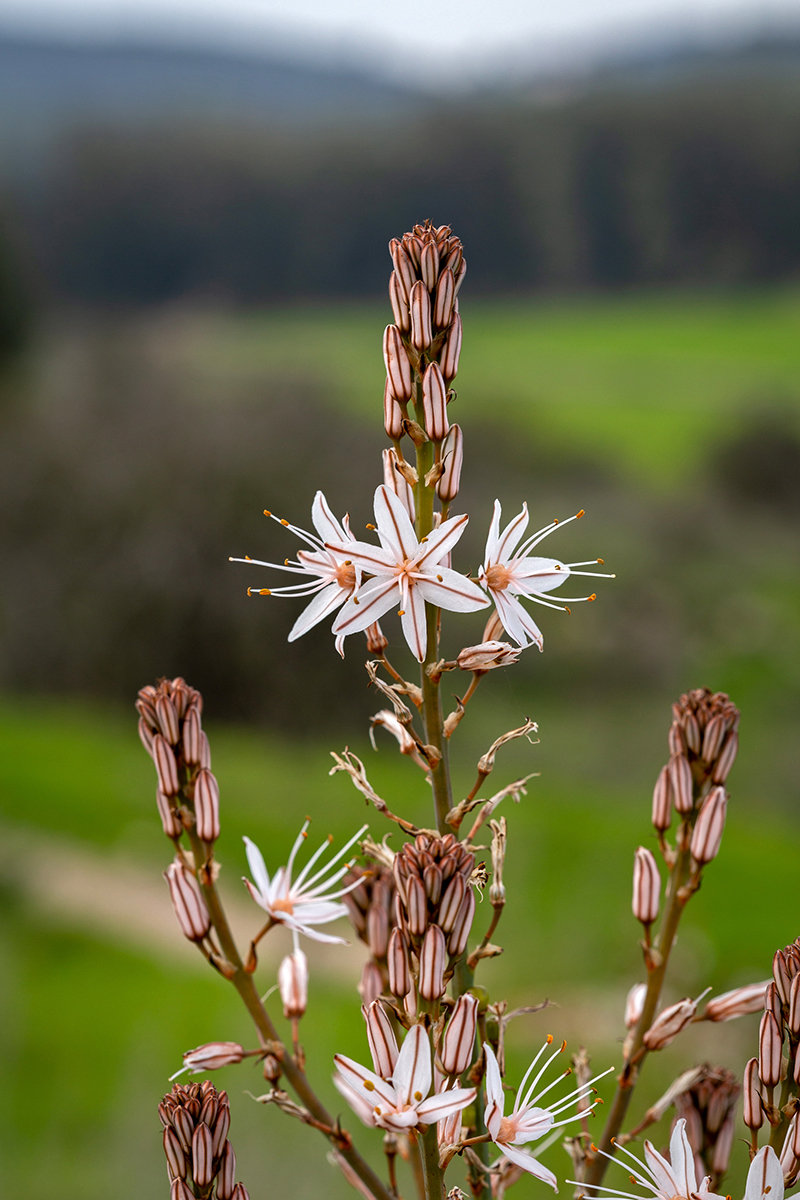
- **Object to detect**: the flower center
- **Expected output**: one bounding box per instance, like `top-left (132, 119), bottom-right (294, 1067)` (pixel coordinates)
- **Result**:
top-left (271, 898), bottom-right (294, 914)
top-left (485, 564), bottom-right (512, 592)
top-left (497, 1117), bottom-right (516, 1143)
top-left (335, 562), bottom-right (357, 590)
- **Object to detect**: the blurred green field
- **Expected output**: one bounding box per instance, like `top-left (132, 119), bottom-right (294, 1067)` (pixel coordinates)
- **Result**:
top-left (2, 289), bottom-right (800, 1199)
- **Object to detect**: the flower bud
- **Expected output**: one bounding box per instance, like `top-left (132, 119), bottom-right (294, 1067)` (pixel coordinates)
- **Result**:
top-left (156, 694), bottom-right (180, 745)
top-left (164, 861), bottom-right (211, 942)
top-left (632, 847), bottom-right (660, 926)
top-left (384, 379), bottom-right (405, 441)
top-left (702, 714), bottom-right (727, 763)
top-left (441, 993), bottom-right (479, 1075)
top-left (382, 447), bottom-right (415, 522)
top-left (424, 863), bottom-right (443, 906)
top-left (211, 1103), bottom-right (230, 1157)
top-left (192, 1123), bottom-right (214, 1188)
top-left (182, 1042), bottom-right (245, 1073)
top-left (359, 960), bottom-right (383, 1008)
top-left (422, 362), bottom-right (449, 441)
top-left (668, 721), bottom-right (685, 755)
top-left (163, 1127), bottom-right (187, 1180)
top-left (391, 243), bottom-right (415, 300)
top-left (437, 423), bottom-right (464, 503)
top-left (652, 766), bottom-right (672, 832)
top-left (712, 1110), bottom-right (736, 1175)
top-left (625, 982), bottom-right (647, 1030)
top-left (419, 924), bottom-right (447, 1000)
top-left (643, 992), bottom-right (705, 1050)
top-left (438, 873), bottom-right (465, 933)
top-left (690, 786), bottom-right (727, 864)
top-left (410, 281), bottom-right (432, 352)
top-left (365, 622), bottom-right (388, 654)
top-left (153, 734), bottom-right (180, 796)
top-left (447, 885), bottom-right (475, 958)
top-left (406, 875), bottom-right (428, 936)
top-left (182, 705), bottom-right (202, 765)
top-left (456, 641), bottom-right (520, 672)
top-left (157, 788), bottom-right (183, 838)
top-left (364, 1000), bottom-right (399, 1080)
top-left (713, 731), bottom-right (738, 783)
top-left (774, 949), bottom-right (792, 1004)
top-left (138, 717), bottom-right (154, 755)
top-left (440, 312), bottom-right (462, 382)
top-left (420, 240), bottom-right (439, 290)
top-left (366, 881), bottom-right (390, 958)
top-left (171, 1181), bottom-right (194, 1200)
top-left (793, 1110), bottom-right (800, 1160)
top-left (669, 753), bottom-right (693, 813)
top-left (743, 1057), bottom-right (764, 1130)
top-left (388, 927), bottom-right (411, 998)
top-left (217, 1142), bottom-right (237, 1200)
top-left (194, 769), bottom-right (220, 842)
top-left (199, 730), bottom-right (211, 769)
top-left (231, 1186), bottom-right (250, 1200)
top-left (279, 949), bottom-right (308, 1019)
top-left (780, 1115), bottom-right (799, 1182)
top-left (703, 981), bottom-right (769, 1021)
top-left (683, 711), bottom-right (701, 754)
top-left (766, 981), bottom-right (784, 1033)
top-left (433, 267), bottom-right (455, 330)
top-left (789, 974), bottom-right (800, 1035)
top-left (453, 259), bottom-right (467, 295)
top-left (759, 1011), bottom-right (783, 1087)
top-left (389, 271), bottom-right (411, 332)
top-left (383, 325), bottom-right (412, 403)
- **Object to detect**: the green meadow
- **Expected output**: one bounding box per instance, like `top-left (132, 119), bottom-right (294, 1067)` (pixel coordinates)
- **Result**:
top-left (2, 289), bottom-right (800, 1198)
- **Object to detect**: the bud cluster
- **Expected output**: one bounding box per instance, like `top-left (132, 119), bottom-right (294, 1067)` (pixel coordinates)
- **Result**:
top-left (671, 1064), bottom-right (740, 1183)
top-left (137, 678), bottom-right (220, 847)
top-left (159, 1080), bottom-right (249, 1199)
top-left (390, 834), bottom-right (476, 1002)
top-left (654, 689), bottom-right (739, 830)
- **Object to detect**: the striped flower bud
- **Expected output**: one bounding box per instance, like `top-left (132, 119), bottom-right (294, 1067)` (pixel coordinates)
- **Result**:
top-left (182, 705), bottom-right (202, 765)
top-left (279, 949), bottom-right (308, 1019)
top-left (382, 447), bottom-right (415, 521)
top-left (424, 863), bottom-right (443, 905)
top-left (419, 924), bottom-right (447, 1000)
top-left (192, 1123), bottom-right (214, 1188)
top-left (389, 271), bottom-right (410, 332)
top-left (231, 1185), bottom-right (250, 1200)
top-left (712, 1110), bottom-right (736, 1175)
top-left (453, 259), bottom-right (467, 295)
top-left (743, 1057), bottom-right (764, 1129)
top-left (366, 880), bottom-right (390, 957)
top-left (172, 1109), bottom-right (194, 1153)
top-left (157, 788), bottom-right (182, 839)
top-left (406, 874), bottom-right (428, 936)
top-left (668, 752), bottom-right (693, 813)
top-left (359, 960), bottom-right (383, 1008)
top-left (690, 786), bottom-right (727, 864)
top-left (171, 1181), bottom-right (194, 1200)
top-left (713, 731), bottom-right (738, 783)
top-left (440, 312), bottom-right (462, 382)
top-left (683, 711), bottom-right (701, 754)
top-left (364, 1000), bottom-right (399, 1080)
top-left (383, 325), bottom-right (412, 403)
top-left (194, 769), bottom-right (220, 842)
top-left (441, 993), bottom-right (479, 1075)
top-left (211, 1101), bottom-right (230, 1157)
top-left (702, 714), bottom-right (727, 763)
top-left (643, 992), bottom-right (706, 1050)
top-left (774, 949), bottom-right (792, 1004)
top-left (153, 734), bottom-right (180, 796)
top-left (433, 267), bottom-right (455, 330)
top-left (668, 721), bottom-right (685, 756)
top-left (703, 981), bottom-right (769, 1022)
top-left (632, 847), bottom-right (660, 926)
top-left (391, 243), bottom-right (416, 300)
top-left (217, 1142), bottom-right (237, 1200)
top-left (437, 423), bottom-right (463, 503)
top-left (384, 380), bottom-right (405, 440)
top-left (164, 862), bottom-right (211, 942)
top-left (410, 280), bottom-right (432, 352)
top-left (420, 240), bottom-right (440, 290)
top-left (156, 694), bottom-right (180, 745)
top-left (793, 1110), bottom-right (800, 1160)
top-left (766, 982), bottom-right (784, 1034)
top-left (789, 974), bottom-right (800, 1035)
top-left (651, 765), bottom-right (672, 832)
top-left (759, 1010), bottom-right (783, 1088)
top-left (182, 1042), bottom-right (245, 1073)
top-left (422, 363), bottom-right (449, 441)
top-left (625, 982), bottom-right (647, 1029)
top-left (199, 731), bottom-right (212, 770)
top-left (388, 928), bottom-right (411, 998)
top-left (138, 717), bottom-right (154, 756)
top-left (456, 641), bottom-right (520, 672)
top-left (447, 886), bottom-right (475, 958)
top-left (164, 1127), bottom-right (187, 1180)
top-left (438, 873), bottom-right (465, 933)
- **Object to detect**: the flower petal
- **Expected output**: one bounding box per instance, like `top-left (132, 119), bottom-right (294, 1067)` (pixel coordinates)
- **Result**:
top-left (393, 1025), bottom-right (432, 1108)
top-left (333, 1074), bottom-right (378, 1127)
top-left (417, 1087), bottom-right (477, 1126)
top-left (400, 583), bottom-right (427, 662)
top-left (496, 1141), bottom-right (558, 1190)
top-left (333, 577), bottom-right (400, 637)
top-left (643, 1140), bottom-right (680, 1196)
top-left (288, 583), bottom-right (350, 642)
top-left (243, 837), bottom-right (270, 897)
top-left (495, 503), bottom-right (530, 563)
top-left (492, 589), bottom-right (544, 649)
top-left (510, 1107), bottom-right (555, 1144)
top-left (511, 557), bottom-right (571, 594)
top-left (334, 1054), bottom-right (398, 1109)
top-left (414, 512), bottom-right (469, 568)
top-left (743, 1146), bottom-right (784, 1200)
top-left (374, 485), bottom-right (419, 562)
top-left (325, 538), bottom-right (396, 575)
top-left (311, 491), bottom-right (350, 546)
top-left (289, 901), bottom-right (349, 924)
top-left (483, 1043), bottom-right (505, 1139)
top-left (668, 1119), bottom-right (697, 1198)
top-left (416, 569), bottom-right (491, 614)
top-left (484, 500), bottom-right (503, 565)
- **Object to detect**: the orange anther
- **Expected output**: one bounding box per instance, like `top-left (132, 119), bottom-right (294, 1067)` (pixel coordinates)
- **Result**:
top-left (576, 509), bottom-right (585, 518)
top-left (546, 1034), bottom-right (553, 1044)
top-left (281, 519), bottom-right (289, 527)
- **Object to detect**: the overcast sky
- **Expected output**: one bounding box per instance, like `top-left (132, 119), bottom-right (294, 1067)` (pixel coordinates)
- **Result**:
top-left (1, 0), bottom-right (797, 83)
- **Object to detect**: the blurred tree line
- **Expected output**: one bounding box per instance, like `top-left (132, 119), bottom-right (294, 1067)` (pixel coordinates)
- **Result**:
top-left (7, 72), bottom-right (800, 304)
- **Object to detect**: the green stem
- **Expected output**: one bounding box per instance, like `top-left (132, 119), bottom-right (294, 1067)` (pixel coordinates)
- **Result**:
top-left (420, 1124), bottom-right (446, 1200)
top-left (186, 831), bottom-right (392, 1200)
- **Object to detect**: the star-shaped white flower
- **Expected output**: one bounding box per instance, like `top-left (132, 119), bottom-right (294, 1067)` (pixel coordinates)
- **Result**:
top-left (573, 1118), bottom-right (727, 1200)
top-left (479, 501), bottom-right (614, 649)
top-left (243, 820), bottom-right (368, 945)
top-left (335, 1024), bottom-right (476, 1134)
top-left (329, 485), bottom-right (489, 661)
top-left (230, 491), bottom-right (360, 656)
top-left (485, 1040), bottom-right (611, 1189)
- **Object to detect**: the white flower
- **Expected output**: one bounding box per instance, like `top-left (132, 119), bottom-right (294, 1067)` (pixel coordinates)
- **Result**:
top-left (573, 1118), bottom-right (726, 1200)
top-left (485, 1040), bottom-right (611, 1189)
top-left (479, 501), bottom-right (614, 649)
top-left (745, 1146), bottom-right (784, 1200)
top-left (230, 491), bottom-right (359, 656)
top-left (334, 1024), bottom-right (476, 1133)
top-left (243, 820), bottom-right (368, 945)
top-left (330, 485), bottom-right (489, 661)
